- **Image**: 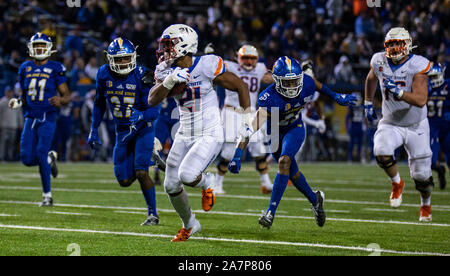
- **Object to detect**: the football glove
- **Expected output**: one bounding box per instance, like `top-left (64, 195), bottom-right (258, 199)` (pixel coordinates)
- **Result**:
top-left (162, 67), bottom-right (190, 90)
top-left (315, 119), bottom-right (326, 134)
top-left (88, 128), bottom-right (102, 150)
top-left (384, 78), bottom-right (404, 99)
top-left (9, 98), bottom-right (22, 109)
top-left (228, 148), bottom-right (243, 174)
top-left (364, 101), bottom-right (378, 122)
top-left (130, 108), bottom-right (144, 125)
top-left (333, 93), bottom-right (358, 106)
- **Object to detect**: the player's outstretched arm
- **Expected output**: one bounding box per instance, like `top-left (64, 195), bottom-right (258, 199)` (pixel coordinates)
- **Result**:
top-left (213, 71), bottom-right (250, 110)
top-left (384, 73), bottom-right (428, 108)
top-left (314, 78), bottom-right (357, 106)
top-left (88, 84), bottom-right (107, 150)
top-left (228, 108), bottom-right (268, 174)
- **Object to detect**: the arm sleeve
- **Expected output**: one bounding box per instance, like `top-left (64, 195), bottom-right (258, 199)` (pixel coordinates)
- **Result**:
top-left (55, 63), bottom-right (68, 86)
top-left (91, 75), bottom-right (106, 130)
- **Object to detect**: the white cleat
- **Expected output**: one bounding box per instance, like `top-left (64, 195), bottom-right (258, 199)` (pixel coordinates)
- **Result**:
top-left (389, 179), bottom-right (404, 208)
top-left (260, 182), bottom-right (273, 194)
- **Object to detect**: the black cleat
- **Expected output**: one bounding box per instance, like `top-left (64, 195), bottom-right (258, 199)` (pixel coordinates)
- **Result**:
top-left (311, 191), bottom-right (326, 227)
top-left (141, 214), bottom-right (160, 226)
top-left (436, 165), bottom-right (446, 190)
top-left (48, 151), bottom-right (58, 178)
top-left (258, 210), bottom-right (274, 229)
top-left (39, 196), bottom-right (53, 207)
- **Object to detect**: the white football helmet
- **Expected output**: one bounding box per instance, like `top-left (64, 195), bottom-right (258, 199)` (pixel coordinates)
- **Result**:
top-left (384, 27), bottom-right (416, 62)
top-left (157, 24), bottom-right (198, 63)
top-left (237, 45), bottom-right (258, 71)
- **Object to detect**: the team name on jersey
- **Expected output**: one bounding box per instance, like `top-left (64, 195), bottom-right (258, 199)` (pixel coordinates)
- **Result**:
top-left (106, 90), bottom-right (136, 97)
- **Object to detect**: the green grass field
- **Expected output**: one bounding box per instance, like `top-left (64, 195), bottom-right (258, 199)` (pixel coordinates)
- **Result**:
top-left (0, 162), bottom-right (449, 256)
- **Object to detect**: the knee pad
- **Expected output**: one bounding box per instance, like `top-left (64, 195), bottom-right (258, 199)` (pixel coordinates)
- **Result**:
top-left (414, 177), bottom-right (434, 194)
top-left (376, 156), bottom-right (396, 169)
top-left (178, 169), bottom-right (198, 185)
top-left (217, 158), bottom-right (229, 174)
top-left (255, 158), bottom-right (268, 173)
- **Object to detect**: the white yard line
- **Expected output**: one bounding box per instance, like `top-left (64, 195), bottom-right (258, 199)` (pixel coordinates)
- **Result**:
top-left (45, 211), bottom-right (91, 216)
top-left (1, 185), bottom-right (450, 211)
top-left (1, 200), bottom-right (450, 227)
top-left (0, 223), bottom-right (448, 256)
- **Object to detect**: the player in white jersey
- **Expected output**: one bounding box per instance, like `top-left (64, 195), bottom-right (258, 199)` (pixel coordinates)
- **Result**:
top-left (364, 27), bottom-right (434, 221)
top-left (216, 45), bottom-right (274, 194)
top-left (148, 24), bottom-right (251, 241)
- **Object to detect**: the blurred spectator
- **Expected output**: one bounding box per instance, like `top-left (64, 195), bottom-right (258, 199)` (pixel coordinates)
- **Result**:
top-left (334, 55), bottom-right (357, 84)
top-left (84, 56), bottom-right (99, 82)
top-left (64, 25), bottom-right (84, 57)
top-left (0, 86), bottom-right (23, 161)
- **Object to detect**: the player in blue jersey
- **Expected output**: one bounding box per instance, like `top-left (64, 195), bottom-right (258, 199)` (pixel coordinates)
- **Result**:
top-left (9, 32), bottom-right (71, 207)
top-left (427, 63), bottom-right (449, 189)
top-left (153, 96), bottom-right (179, 185)
top-left (345, 93), bottom-right (365, 163)
top-left (228, 56), bottom-right (357, 229)
top-left (87, 38), bottom-right (162, 225)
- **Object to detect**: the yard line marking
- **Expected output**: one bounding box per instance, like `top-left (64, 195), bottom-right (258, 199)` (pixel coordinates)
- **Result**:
top-left (363, 208), bottom-right (407, 213)
top-left (0, 223), bottom-right (448, 256)
top-left (45, 211), bottom-right (91, 216)
top-left (0, 213), bottom-right (18, 217)
top-left (1, 185), bottom-right (450, 211)
top-left (302, 208), bottom-right (350, 214)
top-left (1, 200), bottom-right (450, 227)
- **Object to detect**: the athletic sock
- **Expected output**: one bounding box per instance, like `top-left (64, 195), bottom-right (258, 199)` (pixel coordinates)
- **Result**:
top-left (168, 189), bottom-right (193, 228)
top-left (260, 173), bottom-right (271, 186)
top-left (38, 154), bottom-right (51, 194)
top-left (267, 173), bottom-right (289, 216)
top-left (391, 172), bottom-right (401, 184)
top-left (421, 195), bottom-right (431, 206)
top-left (142, 186), bottom-right (157, 216)
top-left (215, 173), bottom-right (224, 187)
top-left (292, 172), bottom-right (317, 205)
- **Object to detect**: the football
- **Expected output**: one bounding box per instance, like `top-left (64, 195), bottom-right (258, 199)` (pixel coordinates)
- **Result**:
top-left (167, 83), bottom-right (187, 97)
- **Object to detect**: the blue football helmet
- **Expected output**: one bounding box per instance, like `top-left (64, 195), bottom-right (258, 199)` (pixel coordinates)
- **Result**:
top-left (428, 63), bottom-right (445, 89)
top-left (107, 37), bottom-right (137, 75)
top-left (27, 32), bottom-right (56, 60)
top-left (272, 56), bottom-right (304, 98)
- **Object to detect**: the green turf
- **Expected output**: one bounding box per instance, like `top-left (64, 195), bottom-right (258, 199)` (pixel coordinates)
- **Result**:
top-left (0, 162), bottom-right (449, 256)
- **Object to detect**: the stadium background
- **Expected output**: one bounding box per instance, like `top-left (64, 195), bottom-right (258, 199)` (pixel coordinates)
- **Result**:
top-left (0, 0), bottom-right (449, 163)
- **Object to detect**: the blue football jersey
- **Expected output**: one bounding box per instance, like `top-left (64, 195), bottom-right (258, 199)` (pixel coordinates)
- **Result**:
top-left (18, 60), bottom-right (67, 120)
top-left (95, 64), bottom-right (152, 127)
top-left (427, 79), bottom-right (449, 127)
top-left (257, 74), bottom-right (317, 134)
top-left (159, 97), bottom-right (178, 119)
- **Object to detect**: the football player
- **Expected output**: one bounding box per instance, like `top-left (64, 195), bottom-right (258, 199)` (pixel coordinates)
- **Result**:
top-left (148, 24), bottom-right (251, 241)
top-left (345, 93), bottom-right (365, 163)
top-left (228, 56), bottom-right (357, 229)
top-left (9, 32), bottom-right (71, 207)
top-left (364, 27), bottom-right (434, 221)
top-left (88, 38), bottom-right (161, 226)
top-left (215, 44), bottom-right (274, 195)
top-left (427, 63), bottom-right (449, 189)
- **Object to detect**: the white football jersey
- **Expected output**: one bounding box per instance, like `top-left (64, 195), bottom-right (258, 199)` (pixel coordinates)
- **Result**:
top-left (175, 54), bottom-right (225, 138)
top-left (371, 52), bottom-right (432, 126)
top-left (223, 61), bottom-right (268, 111)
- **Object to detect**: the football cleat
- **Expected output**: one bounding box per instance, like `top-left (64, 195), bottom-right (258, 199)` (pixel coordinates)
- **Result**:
top-left (39, 196), bottom-right (53, 207)
top-left (390, 179), bottom-right (404, 208)
top-left (419, 205), bottom-right (432, 222)
top-left (436, 165), bottom-right (446, 190)
top-left (258, 210), bottom-right (274, 229)
top-left (311, 191), bottom-right (326, 227)
top-left (141, 214), bottom-right (160, 226)
top-left (48, 151), bottom-right (58, 178)
top-left (171, 219), bottom-right (201, 242)
top-left (201, 188), bottom-right (215, 212)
